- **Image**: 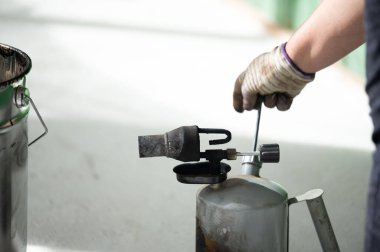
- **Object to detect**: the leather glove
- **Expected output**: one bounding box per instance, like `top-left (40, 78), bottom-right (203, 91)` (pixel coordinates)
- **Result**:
top-left (233, 43), bottom-right (315, 112)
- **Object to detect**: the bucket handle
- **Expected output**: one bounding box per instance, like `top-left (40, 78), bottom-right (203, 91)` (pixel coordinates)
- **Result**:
top-left (14, 86), bottom-right (48, 146)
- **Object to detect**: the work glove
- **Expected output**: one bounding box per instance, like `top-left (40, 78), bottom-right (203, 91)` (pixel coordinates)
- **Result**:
top-left (233, 43), bottom-right (315, 112)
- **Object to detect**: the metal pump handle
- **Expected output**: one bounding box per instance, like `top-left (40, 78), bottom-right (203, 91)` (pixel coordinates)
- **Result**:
top-left (253, 96), bottom-right (263, 151)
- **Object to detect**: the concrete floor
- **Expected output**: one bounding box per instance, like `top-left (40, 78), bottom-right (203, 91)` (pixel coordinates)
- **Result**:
top-left (0, 0), bottom-right (374, 251)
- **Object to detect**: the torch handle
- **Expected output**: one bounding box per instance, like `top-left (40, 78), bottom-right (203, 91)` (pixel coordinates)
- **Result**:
top-left (289, 189), bottom-right (340, 252)
top-left (306, 195), bottom-right (340, 252)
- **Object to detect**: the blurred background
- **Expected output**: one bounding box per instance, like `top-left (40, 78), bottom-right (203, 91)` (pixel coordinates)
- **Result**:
top-left (0, 0), bottom-right (372, 251)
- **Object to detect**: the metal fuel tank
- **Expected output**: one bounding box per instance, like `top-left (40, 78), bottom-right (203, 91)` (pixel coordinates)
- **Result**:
top-left (196, 163), bottom-right (288, 251)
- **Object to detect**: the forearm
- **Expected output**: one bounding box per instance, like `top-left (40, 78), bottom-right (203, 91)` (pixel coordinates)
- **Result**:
top-left (286, 0), bottom-right (365, 73)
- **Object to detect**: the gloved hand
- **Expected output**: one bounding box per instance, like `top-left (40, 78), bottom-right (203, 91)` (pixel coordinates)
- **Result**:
top-left (233, 43), bottom-right (315, 112)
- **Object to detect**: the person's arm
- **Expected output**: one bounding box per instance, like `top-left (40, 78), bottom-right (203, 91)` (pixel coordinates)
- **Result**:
top-left (287, 0), bottom-right (365, 73)
top-left (233, 0), bottom-right (365, 112)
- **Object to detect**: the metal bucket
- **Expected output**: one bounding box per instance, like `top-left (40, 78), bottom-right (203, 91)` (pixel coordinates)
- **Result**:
top-left (0, 43), bottom-right (47, 252)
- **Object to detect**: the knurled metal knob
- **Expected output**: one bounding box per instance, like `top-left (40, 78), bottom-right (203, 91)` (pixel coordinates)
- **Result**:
top-left (259, 144), bottom-right (280, 163)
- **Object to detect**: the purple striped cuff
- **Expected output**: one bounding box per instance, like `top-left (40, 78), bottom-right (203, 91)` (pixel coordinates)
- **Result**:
top-left (281, 43), bottom-right (315, 79)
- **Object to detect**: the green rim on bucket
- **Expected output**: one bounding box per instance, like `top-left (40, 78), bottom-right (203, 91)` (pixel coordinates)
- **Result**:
top-left (0, 43), bottom-right (32, 129)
